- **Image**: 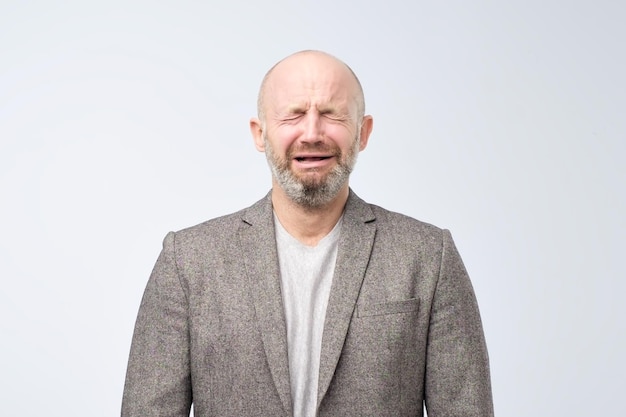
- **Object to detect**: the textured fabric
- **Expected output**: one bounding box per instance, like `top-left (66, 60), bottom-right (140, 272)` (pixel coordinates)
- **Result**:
top-left (274, 214), bottom-right (341, 417)
top-left (122, 190), bottom-right (494, 417)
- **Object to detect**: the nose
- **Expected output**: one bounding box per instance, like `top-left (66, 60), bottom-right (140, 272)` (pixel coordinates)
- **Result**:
top-left (301, 111), bottom-right (323, 143)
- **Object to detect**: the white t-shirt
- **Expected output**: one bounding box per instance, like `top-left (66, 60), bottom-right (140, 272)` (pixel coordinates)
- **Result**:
top-left (274, 214), bottom-right (342, 417)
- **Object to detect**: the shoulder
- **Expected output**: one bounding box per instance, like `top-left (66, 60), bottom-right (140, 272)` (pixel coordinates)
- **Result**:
top-left (164, 192), bottom-right (272, 250)
top-left (348, 190), bottom-right (446, 243)
top-left (367, 203), bottom-right (451, 254)
top-left (369, 203), bottom-right (441, 234)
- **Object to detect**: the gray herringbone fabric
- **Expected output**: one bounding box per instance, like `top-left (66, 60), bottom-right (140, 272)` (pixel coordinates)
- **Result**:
top-left (122, 190), bottom-right (494, 416)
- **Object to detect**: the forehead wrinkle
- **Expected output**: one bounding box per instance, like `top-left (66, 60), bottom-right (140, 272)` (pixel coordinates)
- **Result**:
top-left (285, 102), bottom-right (309, 114)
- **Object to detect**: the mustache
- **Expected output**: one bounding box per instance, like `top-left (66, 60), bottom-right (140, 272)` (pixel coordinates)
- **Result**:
top-left (286, 142), bottom-right (341, 158)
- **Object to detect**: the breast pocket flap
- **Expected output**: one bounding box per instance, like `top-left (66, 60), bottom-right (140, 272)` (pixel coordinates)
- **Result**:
top-left (356, 298), bottom-right (419, 318)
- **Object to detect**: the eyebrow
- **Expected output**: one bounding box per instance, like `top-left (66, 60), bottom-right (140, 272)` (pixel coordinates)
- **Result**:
top-left (317, 105), bottom-right (342, 114)
top-left (285, 103), bottom-right (309, 114)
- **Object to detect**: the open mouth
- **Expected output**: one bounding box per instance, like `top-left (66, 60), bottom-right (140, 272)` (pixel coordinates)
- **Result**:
top-left (294, 156), bottom-right (331, 162)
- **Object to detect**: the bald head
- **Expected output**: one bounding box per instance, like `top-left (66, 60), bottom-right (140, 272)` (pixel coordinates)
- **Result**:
top-left (256, 50), bottom-right (365, 125)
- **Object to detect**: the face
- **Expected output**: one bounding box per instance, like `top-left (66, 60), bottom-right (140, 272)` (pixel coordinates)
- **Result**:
top-left (251, 52), bottom-right (373, 208)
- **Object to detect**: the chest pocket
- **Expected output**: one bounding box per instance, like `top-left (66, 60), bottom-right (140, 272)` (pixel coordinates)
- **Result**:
top-left (356, 297), bottom-right (419, 318)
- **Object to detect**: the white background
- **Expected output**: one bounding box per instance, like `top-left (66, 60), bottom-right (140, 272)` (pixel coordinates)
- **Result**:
top-left (1, 1), bottom-right (624, 416)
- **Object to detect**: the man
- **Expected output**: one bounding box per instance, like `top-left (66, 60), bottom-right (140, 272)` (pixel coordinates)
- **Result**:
top-left (122, 50), bottom-right (494, 416)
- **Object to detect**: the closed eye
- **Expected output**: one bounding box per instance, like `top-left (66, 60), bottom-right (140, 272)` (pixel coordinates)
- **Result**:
top-left (319, 107), bottom-right (349, 119)
top-left (281, 114), bottom-right (304, 122)
top-left (321, 112), bottom-right (348, 122)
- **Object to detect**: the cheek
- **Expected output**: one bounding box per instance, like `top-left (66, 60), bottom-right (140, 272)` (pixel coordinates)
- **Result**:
top-left (267, 128), bottom-right (296, 152)
top-left (324, 124), bottom-right (357, 147)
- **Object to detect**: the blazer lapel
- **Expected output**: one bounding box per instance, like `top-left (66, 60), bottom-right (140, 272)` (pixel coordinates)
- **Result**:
top-left (239, 194), bottom-right (292, 415)
top-left (317, 190), bottom-right (377, 406)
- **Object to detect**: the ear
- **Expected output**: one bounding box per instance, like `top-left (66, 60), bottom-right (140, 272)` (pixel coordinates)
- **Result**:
top-left (358, 115), bottom-right (373, 151)
top-left (249, 117), bottom-right (265, 152)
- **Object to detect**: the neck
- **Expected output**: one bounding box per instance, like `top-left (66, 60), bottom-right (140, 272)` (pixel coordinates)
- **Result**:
top-left (271, 183), bottom-right (349, 247)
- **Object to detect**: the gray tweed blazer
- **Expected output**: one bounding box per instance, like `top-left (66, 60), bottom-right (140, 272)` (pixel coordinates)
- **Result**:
top-left (122, 190), bottom-right (493, 416)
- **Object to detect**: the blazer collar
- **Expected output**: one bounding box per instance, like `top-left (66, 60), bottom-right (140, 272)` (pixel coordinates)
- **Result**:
top-left (317, 190), bottom-right (377, 406)
top-left (239, 189), bottom-right (377, 412)
top-left (239, 192), bottom-right (292, 414)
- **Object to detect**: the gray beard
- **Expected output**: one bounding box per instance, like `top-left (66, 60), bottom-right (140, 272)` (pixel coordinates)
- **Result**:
top-left (263, 134), bottom-right (360, 209)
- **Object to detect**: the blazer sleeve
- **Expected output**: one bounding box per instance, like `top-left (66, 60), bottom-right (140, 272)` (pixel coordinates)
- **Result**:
top-left (424, 230), bottom-right (494, 417)
top-left (122, 232), bottom-right (192, 417)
